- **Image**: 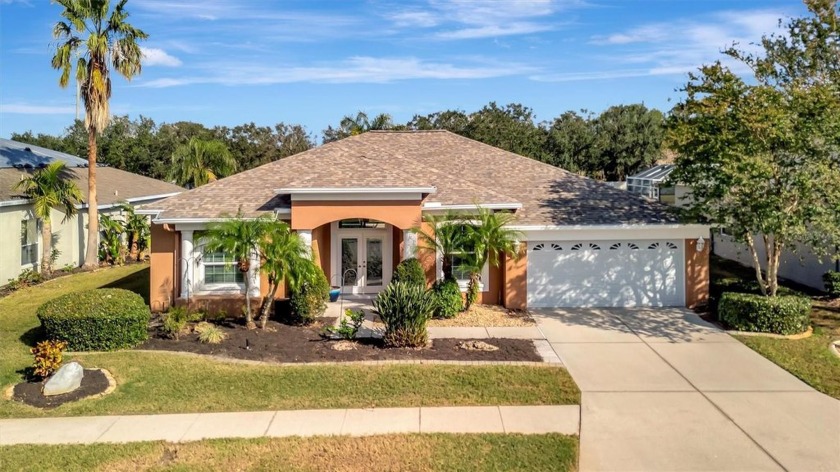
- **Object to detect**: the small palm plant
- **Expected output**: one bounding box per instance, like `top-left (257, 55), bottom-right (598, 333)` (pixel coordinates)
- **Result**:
top-left (14, 162), bottom-right (82, 275)
top-left (121, 203), bottom-right (149, 261)
top-left (462, 207), bottom-right (522, 310)
top-left (412, 212), bottom-right (468, 281)
top-left (257, 220), bottom-right (314, 329)
top-left (168, 138), bottom-right (237, 188)
top-left (99, 213), bottom-right (126, 265)
top-left (203, 211), bottom-right (268, 329)
top-left (373, 282), bottom-right (437, 347)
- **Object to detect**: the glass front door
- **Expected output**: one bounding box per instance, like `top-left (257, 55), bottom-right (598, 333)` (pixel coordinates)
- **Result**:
top-left (338, 232), bottom-right (389, 293)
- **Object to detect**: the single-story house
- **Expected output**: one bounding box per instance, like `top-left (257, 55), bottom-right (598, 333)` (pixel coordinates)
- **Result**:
top-left (0, 138), bottom-right (183, 284)
top-left (140, 130), bottom-right (710, 313)
top-left (628, 163), bottom-right (838, 290)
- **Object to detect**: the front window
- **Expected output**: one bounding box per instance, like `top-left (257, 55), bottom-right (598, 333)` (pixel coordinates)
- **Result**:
top-left (450, 253), bottom-right (474, 281)
top-left (20, 219), bottom-right (38, 266)
top-left (203, 250), bottom-right (245, 285)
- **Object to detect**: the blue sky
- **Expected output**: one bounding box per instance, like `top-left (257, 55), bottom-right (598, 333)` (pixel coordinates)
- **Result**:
top-left (0, 0), bottom-right (802, 139)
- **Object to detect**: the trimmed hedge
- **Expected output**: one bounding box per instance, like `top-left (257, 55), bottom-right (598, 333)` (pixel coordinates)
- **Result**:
top-left (709, 277), bottom-right (800, 316)
top-left (823, 271), bottom-right (840, 298)
top-left (432, 279), bottom-right (463, 318)
top-left (37, 288), bottom-right (150, 351)
top-left (392, 258), bottom-right (426, 287)
top-left (718, 292), bottom-right (811, 335)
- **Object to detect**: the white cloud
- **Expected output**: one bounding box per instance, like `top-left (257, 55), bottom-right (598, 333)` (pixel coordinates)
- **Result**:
top-left (0, 103), bottom-right (75, 115)
top-left (139, 56), bottom-right (536, 88)
top-left (386, 0), bottom-right (582, 40)
top-left (141, 47), bottom-right (183, 67)
top-left (543, 8), bottom-right (790, 83)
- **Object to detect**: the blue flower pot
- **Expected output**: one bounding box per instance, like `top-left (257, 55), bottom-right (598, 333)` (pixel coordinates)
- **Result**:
top-left (329, 288), bottom-right (341, 302)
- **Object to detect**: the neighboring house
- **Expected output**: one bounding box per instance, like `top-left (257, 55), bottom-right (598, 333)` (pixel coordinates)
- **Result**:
top-left (626, 164), bottom-right (692, 207)
top-left (0, 138), bottom-right (183, 284)
top-left (140, 130), bottom-right (710, 313)
top-left (632, 163), bottom-right (838, 290)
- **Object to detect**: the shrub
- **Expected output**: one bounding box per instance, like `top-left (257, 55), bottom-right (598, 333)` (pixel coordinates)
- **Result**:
top-left (709, 277), bottom-right (800, 316)
top-left (31, 340), bottom-right (67, 379)
top-left (161, 306), bottom-right (201, 339)
top-left (373, 282), bottom-right (436, 347)
top-left (37, 288), bottom-right (150, 351)
top-left (6, 269), bottom-right (43, 292)
top-left (198, 325), bottom-right (227, 344)
top-left (392, 258), bottom-right (426, 287)
top-left (432, 279), bottom-right (463, 318)
top-left (288, 268), bottom-right (330, 325)
top-left (823, 271), bottom-right (840, 298)
top-left (323, 309), bottom-right (366, 340)
top-left (719, 292), bottom-right (811, 335)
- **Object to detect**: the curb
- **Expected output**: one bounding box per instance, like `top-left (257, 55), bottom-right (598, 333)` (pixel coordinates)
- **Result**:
top-left (71, 349), bottom-right (565, 368)
top-left (727, 326), bottom-right (813, 340)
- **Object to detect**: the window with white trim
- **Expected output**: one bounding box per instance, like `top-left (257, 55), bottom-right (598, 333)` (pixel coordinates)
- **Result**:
top-left (20, 219), bottom-right (38, 266)
top-left (450, 252), bottom-right (474, 282)
top-left (202, 250), bottom-right (245, 285)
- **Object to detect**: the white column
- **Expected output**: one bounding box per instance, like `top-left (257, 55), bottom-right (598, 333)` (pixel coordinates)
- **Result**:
top-left (298, 230), bottom-right (313, 256)
top-left (403, 230), bottom-right (417, 260)
top-left (248, 248), bottom-right (260, 297)
top-left (180, 230), bottom-right (194, 299)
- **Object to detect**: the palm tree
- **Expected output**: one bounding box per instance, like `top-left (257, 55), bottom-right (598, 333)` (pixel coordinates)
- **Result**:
top-left (462, 207), bottom-right (522, 310)
top-left (51, 0), bottom-right (148, 269)
top-left (120, 203), bottom-right (149, 261)
top-left (14, 162), bottom-right (82, 275)
top-left (257, 220), bottom-right (315, 329)
top-left (340, 111), bottom-right (394, 136)
top-left (412, 212), bottom-right (467, 281)
top-left (168, 138), bottom-right (237, 188)
top-left (98, 213), bottom-right (126, 265)
top-left (203, 212), bottom-right (268, 329)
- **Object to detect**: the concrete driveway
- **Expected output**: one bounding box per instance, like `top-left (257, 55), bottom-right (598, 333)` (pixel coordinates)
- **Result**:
top-left (533, 307), bottom-right (840, 472)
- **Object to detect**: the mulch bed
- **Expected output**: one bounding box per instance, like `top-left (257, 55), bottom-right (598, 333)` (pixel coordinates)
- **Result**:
top-left (12, 369), bottom-right (110, 409)
top-left (139, 319), bottom-right (542, 363)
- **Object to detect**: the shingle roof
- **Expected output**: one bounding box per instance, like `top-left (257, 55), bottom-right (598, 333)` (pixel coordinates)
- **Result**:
top-left (146, 130), bottom-right (678, 226)
top-left (0, 139), bottom-right (183, 205)
top-left (0, 138), bottom-right (88, 168)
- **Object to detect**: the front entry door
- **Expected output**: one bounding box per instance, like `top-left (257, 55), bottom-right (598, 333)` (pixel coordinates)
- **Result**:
top-left (339, 232), bottom-right (388, 294)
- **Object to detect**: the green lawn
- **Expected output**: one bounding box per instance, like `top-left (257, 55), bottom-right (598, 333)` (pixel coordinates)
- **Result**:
top-left (0, 433), bottom-right (579, 472)
top-left (711, 256), bottom-right (840, 399)
top-left (0, 265), bottom-right (579, 418)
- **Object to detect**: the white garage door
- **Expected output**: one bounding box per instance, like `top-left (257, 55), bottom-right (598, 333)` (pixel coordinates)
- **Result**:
top-left (527, 240), bottom-right (684, 308)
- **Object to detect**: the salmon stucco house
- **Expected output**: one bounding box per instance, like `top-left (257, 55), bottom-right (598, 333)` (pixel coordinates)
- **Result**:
top-left (140, 130), bottom-right (710, 313)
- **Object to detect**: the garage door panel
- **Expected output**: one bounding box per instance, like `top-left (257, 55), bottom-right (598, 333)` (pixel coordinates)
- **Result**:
top-left (527, 240), bottom-right (684, 308)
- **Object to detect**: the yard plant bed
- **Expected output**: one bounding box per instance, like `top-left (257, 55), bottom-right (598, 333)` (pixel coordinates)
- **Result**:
top-left (428, 304), bottom-right (535, 327)
top-left (139, 319), bottom-right (542, 363)
top-left (0, 433), bottom-right (579, 472)
top-left (11, 369), bottom-right (110, 409)
top-left (1, 265), bottom-right (579, 418)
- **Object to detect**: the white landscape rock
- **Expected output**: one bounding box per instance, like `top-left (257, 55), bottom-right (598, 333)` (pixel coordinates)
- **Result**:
top-left (43, 362), bottom-right (84, 396)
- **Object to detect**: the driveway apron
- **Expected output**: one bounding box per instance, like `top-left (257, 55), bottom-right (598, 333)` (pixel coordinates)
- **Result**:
top-left (534, 307), bottom-right (840, 472)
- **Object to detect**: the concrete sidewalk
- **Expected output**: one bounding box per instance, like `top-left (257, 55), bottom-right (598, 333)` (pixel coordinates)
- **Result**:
top-left (0, 405), bottom-right (580, 446)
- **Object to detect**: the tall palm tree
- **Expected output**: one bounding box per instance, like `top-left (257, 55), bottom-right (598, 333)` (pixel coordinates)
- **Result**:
top-left (463, 207), bottom-right (522, 310)
top-left (257, 220), bottom-right (315, 329)
top-left (14, 162), bottom-right (83, 275)
top-left (203, 212), bottom-right (269, 329)
top-left (51, 0), bottom-right (148, 269)
top-left (412, 212), bottom-right (467, 281)
top-left (168, 138), bottom-right (237, 188)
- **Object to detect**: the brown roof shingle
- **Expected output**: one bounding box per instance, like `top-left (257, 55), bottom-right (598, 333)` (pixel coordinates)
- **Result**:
top-left (147, 130), bottom-right (678, 226)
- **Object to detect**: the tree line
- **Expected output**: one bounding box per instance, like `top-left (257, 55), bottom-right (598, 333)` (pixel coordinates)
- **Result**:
top-left (12, 102), bottom-right (665, 185)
